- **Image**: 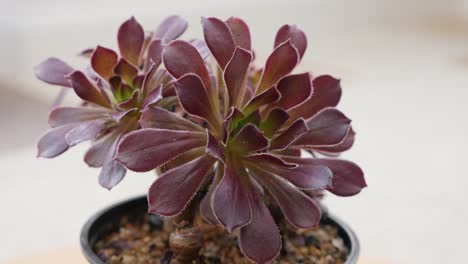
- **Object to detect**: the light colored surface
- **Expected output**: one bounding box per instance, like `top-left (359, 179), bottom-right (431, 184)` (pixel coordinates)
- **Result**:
top-left (1, 1), bottom-right (468, 264)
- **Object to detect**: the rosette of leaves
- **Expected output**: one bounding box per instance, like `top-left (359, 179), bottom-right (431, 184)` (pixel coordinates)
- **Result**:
top-left (35, 16), bottom-right (192, 189)
top-left (116, 17), bottom-right (366, 263)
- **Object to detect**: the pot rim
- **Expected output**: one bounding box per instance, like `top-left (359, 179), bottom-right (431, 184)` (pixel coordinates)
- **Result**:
top-left (80, 195), bottom-right (360, 264)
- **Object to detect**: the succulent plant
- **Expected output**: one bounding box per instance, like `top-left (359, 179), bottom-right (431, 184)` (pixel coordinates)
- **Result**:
top-left (114, 17), bottom-right (366, 263)
top-left (34, 15), bottom-right (200, 189)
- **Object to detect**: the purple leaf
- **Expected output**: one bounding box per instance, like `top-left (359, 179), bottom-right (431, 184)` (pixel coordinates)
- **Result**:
top-left (139, 106), bottom-right (203, 132)
top-left (34, 58), bottom-right (74, 87)
top-left (271, 73), bottom-right (312, 110)
top-left (48, 107), bottom-right (108, 128)
top-left (259, 108), bottom-right (289, 138)
top-left (142, 85), bottom-right (163, 108)
top-left (148, 155), bottom-right (215, 216)
top-left (243, 86), bottom-right (281, 116)
top-left (174, 73), bottom-right (221, 130)
top-left (37, 125), bottom-right (75, 158)
top-left (229, 124), bottom-right (268, 154)
top-left (206, 131), bottom-right (225, 162)
top-left (294, 108), bottom-right (351, 147)
top-left (256, 40), bottom-right (299, 94)
top-left (288, 75), bottom-right (342, 122)
top-left (154, 15), bottom-right (188, 42)
top-left (118, 17), bottom-right (145, 66)
top-left (117, 90), bottom-right (140, 110)
top-left (65, 119), bottom-right (109, 147)
top-left (109, 108), bottom-right (138, 123)
top-left (238, 193), bottom-right (281, 264)
top-left (200, 175), bottom-right (221, 224)
top-left (91, 46), bottom-right (118, 80)
top-left (270, 118), bottom-right (308, 150)
top-left (202, 17), bottom-right (235, 69)
top-left (115, 129), bottom-right (206, 172)
top-left (224, 47), bottom-right (253, 108)
top-left (274, 24), bottom-right (307, 59)
top-left (113, 58), bottom-right (139, 85)
top-left (84, 130), bottom-right (121, 168)
top-left (245, 154), bottom-right (332, 189)
top-left (190, 39), bottom-right (211, 60)
top-left (280, 156), bottom-right (366, 197)
top-left (99, 160), bottom-right (127, 190)
top-left (249, 166), bottom-right (321, 229)
top-left (213, 165), bottom-right (252, 232)
top-left (66, 71), bottom-right (111, 108)
top-left (226, 17), bottom-right (251, 50)
top-left (162, 40), bottom-right (211, 89)
top-left (145, 40), bottom-right (163, 70)
top-left (315, 127), bottom-right (355, 154)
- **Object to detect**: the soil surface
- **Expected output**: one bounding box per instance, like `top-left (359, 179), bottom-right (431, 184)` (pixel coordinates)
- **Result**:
top-left (94, 213), bottom-right (349, 264)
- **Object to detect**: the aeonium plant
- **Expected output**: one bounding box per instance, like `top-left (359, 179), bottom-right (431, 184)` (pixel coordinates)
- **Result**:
top-left (34, 15), bottom-right (209, 189)
top-left (114, 17), bottom-right (366, 263)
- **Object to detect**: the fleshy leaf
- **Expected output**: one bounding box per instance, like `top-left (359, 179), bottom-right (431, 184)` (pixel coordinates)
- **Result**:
top-left (270, 73), bottom-right (312, 110)
top-left (260, 108), bottom-right (289, 138)
top-left (145, 40), bottom-right (163, 70)
top-left (114, 58), bottom-right (139, 85)
top-left (315, 127), bottom-right (355, 154)
top-left (154, 15), bottom-right (188, 42)
top-left (118, 17), bottom-right (145, 66)
top-left (162, 40), bottom-right (211, 89)
top-left (249, 166), bottom-right (321, 229)
top-left (34, 58), bottom-right (74, 87)
top-left (174, 74), bottom-right (221, 131)
top-left (224, 47), bottom-right (252, 108)
top-left (190, 39), bottom-right (211, 60)
top-left (238, 193), bottom-right (281, 264)
top-left (115, 129), bottom-right (206, 172)
top-left (148, 154), bottom-right (215, 216)
top-left (288, 75), bottom-right (342, 122)
top-left (270, 118), bottom-right (308, 150)
top-left (202, 17), bottom-right (235, 69)
top-left (294, 108), bottom-right (351, 147)
top-left (99, 160), bottom-right (126, 190)
top-left (256, 40), bottom-right (299, 94)
top-left (66, 71), bottom-right (111, 107)
top-left (37, 125), bottom-right (75, 158)
top-left (226, 17), bottom-right (251, 50)
top-left (229, 124), bottom-right (268, 154)
top-left (48, 107), bottom-right (108, 128)
top-left (200, 172), bottom-right (221, 224)
top-left (280, 156), bottom-right (366, 196)
top-left (213, 165), bottom-right (252, 232)
top-left (243, 86), bottom-right (281, 116)
top-left (118, 90), bottom-right (140, 110)
top-left (85, 130), bottom-right (121, 168)
top-left (274, 24), bottom-right (307, 59)
top-left (139, 106), bottom-right (203, 132)
top-left (245, 154), bottom-right (332, 189)
top-left (206, 131), bottom-right (225, 162)
top-left (65, 119), bottom-right (108, 147)
top-left (91, 46), bottom-right (118, 80)
top-left (141, 85), bottom-right (163, 108)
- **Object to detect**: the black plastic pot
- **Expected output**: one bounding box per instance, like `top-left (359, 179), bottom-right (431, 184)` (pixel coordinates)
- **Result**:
top-left (80, 195), bottom-right (360, 264)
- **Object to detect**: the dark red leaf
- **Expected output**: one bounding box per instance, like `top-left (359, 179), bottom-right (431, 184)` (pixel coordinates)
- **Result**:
top-left (139, 106), bottom-right (203, 132)
top-left (202, 17), bottom-right (236, 69)
top-left (294, 108), bottom-right (351, 147)
top-left (48, 107), bottom-right (108, 128)
top-left (85, 130), bottom-right (121, 168)
top-left (34, 58), bottom-right (74, 87)
top-left (118, 17), bottom-right (145, 66)
top-left (270, 118), bottom-right (308, 150)
top-left (260, 108), bottom-right (289, 138)
top-left (271, 73), bottom-right (312, 110)
top-left (200, 174), bottom-right (221, 224)
top-left (256, 40), bottom-right (299, 94)
top-left (148, 155), bottom-right (215, 216)
top-left (142, 85), bottom-right (162, 108)
top-left (115, 129), bottom-right (206, 172)
top-left (99, 160), bottom-right (126, 190)
top-left (65, 119), bottom-right (109, 147)
top-left (206, 131), bottom-right (225, 162)
top-left (238, 193), bottom-right (281, 264)
top-left (226, 17), bottom-right (251, 50)
top-left (229, 124), bottom-right (268, 154)
top-left (66, 71), bottom-right (111, 107)
top-left (274, 24), bottom-right (307, 59)
top-left (154, 15), bottom-right (188, 42)
top-left (315, 127), bottom-right (355, 154)
top-left (288, 75), bottom-right (342, 122)
top-left (145, 40), bottom-right (163, 70)
top-left (213, 165), bottom-right (252, 232)
top-left (224, 47), bottom-right (252, 108)
top-left (113, 58), bottom-right (139, 85)
top-left (91, 46), bottom-right (118, 80)
top-left (243, 86), bottom-right (281, 116)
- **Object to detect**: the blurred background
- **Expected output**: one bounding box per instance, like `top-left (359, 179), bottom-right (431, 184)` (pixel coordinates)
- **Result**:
top-left (1, 0), bottom-right (468, 263)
